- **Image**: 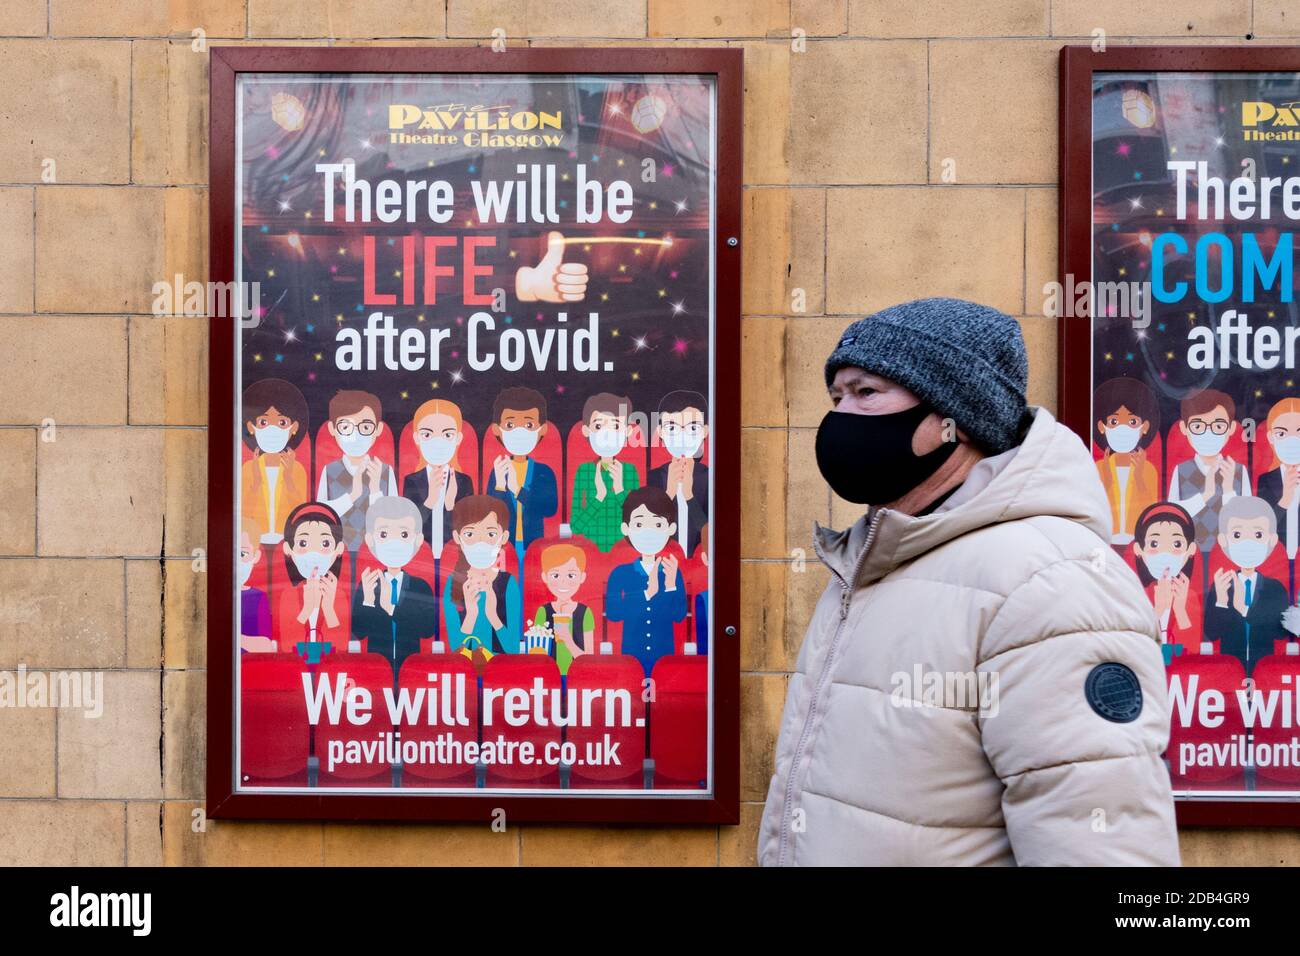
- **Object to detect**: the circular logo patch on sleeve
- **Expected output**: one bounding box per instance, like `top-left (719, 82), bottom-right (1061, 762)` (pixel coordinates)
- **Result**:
top-left (1085, 662), bottom-right (1143, 723)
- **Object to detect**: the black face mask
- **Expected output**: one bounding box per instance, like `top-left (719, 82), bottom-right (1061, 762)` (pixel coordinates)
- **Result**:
top-left (814, 403), bottom-right (957, 505)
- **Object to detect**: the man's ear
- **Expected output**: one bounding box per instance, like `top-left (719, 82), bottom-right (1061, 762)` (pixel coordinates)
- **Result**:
top-left (326, 421), bottom-right (338, 439)
top-left (491, 423), bottom-right (502, 438)
top-left (363, 533), bottom-right (374, 554)
top-left (620, 522), bottom-right (630, 537)
top-left (375, 421), bottom-right (385, 437)
top-left (1177, 420), bottom-right (1189, 437)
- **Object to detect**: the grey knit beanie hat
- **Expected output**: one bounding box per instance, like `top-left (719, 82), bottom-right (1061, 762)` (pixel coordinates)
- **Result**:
top-left (824, 297), bottom-right (1029, 454)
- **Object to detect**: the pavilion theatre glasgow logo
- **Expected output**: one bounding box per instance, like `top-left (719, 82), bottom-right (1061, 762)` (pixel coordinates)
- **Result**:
top-left (387, 103), bottom-right (565, 148)
top-left (1241, 100), bottom-right (1300, 141)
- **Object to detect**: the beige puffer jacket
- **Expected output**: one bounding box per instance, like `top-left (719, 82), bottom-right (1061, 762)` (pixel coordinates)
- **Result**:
top-left (758, 407), bottom-right (1180, 866)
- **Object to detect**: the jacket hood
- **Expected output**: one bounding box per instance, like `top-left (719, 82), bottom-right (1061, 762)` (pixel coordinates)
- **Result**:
top-left (814, 406), bottom-right (1111, 588)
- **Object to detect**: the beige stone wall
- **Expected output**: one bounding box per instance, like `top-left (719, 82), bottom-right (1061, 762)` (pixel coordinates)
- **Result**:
top-left (0, 0), bottom-right (1294, 866)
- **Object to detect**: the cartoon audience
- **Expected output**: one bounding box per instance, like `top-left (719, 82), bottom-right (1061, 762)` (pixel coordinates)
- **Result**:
top-left (238, 380), bottom-right (728, 680)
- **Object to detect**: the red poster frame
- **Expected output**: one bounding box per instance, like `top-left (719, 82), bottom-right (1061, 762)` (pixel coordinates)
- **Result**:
top-left (1059, 44), bottom-right (1300, 826)
top-left (206, 46), bottom-right (742, 824)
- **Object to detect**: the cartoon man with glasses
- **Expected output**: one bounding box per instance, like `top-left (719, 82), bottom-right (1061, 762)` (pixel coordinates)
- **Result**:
top-left (1169, 389), bottom-right (1248, 590)
top-left (318, 389), bottom-right (397, 556)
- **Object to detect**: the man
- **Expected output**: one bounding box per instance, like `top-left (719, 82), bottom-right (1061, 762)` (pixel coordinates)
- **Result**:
top-left (758, 297), bottom-right (1179, 866)
top-left (649, 390), bottom-right (709, 558)
top-left (352, 496), bottom-right (437, 677)
top-left (605, 487), bottom-right (688, 677)
top-left (317, 389), bottom-right (397, 556)
top-left (1205, 495), bottom-right (1287, 674)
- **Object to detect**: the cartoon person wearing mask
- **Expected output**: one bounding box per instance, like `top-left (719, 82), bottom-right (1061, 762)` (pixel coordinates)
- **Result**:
top-left (1093, 377), bottom-right (1160, 546)
top-left (570, 392), bottom-right (640, 552)
top-left (442, 495), bottom-right (522, 654)
top-left (277, 502), bottom-right (349, 653)
top-left (1168, 389), bottom-right (1248, 592)
top-left (605, 487), bottom-right (688, 676)
top-left (1256, 397), bottom-right (1300, 583)
top-left (317, 389), bottom-right (397, 557)
top-left (241, 378), bottom-right (310, 545)
top-left (1131, 502), bottom-right (1201, 658)
top-left (352, 495), bottom-right (437, 677)
top-left (486, 386), bottom-right (559, 575)
top-left (1205, 495), bottom-right (1288, 674)
top-left (649, 390), bottom-right (710, 558)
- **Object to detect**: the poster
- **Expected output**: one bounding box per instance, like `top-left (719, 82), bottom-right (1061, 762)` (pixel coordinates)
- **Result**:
top-left (224, 62), bottom-right (728, 810)
top-left (1089, 67), bottom-right (1300, 800)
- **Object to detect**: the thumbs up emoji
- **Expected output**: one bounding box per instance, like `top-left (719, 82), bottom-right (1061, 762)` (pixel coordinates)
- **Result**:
top-left (515, 231), bottom-right (589, 303)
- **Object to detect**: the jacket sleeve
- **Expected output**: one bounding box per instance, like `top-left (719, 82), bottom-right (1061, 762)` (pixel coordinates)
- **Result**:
top-left (976, 550), bottom-right (1180, 866)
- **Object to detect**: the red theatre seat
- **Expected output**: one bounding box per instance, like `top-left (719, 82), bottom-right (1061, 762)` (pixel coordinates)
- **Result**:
top-left (649, 652), bottom-right (708, 789)
top-left (566, 652), bottom-right (647, 788)
top-left (397, 652), bottom-right (480, 787)
top-left (315, 652), bottom-right (396, 786)
top-left (1164, 650), bottom-right (1247, 790)
top-left (481, 654), bottom-right (562, 787)
top-left (240, 653), bottom-right (311, 785)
